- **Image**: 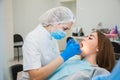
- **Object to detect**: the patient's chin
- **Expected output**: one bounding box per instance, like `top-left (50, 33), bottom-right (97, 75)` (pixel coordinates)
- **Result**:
top-left (81, 52), bottom-right (88, 57)
top-left (80, 54), bottom-right (85, 58)
top-left (81, 52), bottom-right (85, 56)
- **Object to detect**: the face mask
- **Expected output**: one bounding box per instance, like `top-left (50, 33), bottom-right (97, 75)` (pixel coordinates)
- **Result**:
top-left (51, 29), bottom-right (66, 40)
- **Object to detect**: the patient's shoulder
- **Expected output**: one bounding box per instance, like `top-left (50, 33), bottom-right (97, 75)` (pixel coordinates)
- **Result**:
top-left (92, 67), bottom-right (110, 77)
top-left (63, 67), bottom-right (110, 80)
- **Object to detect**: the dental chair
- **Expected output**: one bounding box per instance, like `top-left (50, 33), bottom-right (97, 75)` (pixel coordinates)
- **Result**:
top-left (112, 42), bottom-right (120, 60)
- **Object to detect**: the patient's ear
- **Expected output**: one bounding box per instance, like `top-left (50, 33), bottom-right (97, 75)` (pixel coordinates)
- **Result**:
top-left (96, 48), bottom-right (99, 52)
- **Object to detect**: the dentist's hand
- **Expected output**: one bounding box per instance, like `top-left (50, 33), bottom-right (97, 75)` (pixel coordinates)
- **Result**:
top-left (60, 39), bottom-right (82, 62)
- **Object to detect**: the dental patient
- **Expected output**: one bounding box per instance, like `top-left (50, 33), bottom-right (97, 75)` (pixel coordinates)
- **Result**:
top-left (48, 31), bottom-right (116, 80)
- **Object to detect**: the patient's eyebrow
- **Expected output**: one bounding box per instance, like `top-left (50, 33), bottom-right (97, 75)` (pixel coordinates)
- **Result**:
top-left (90, 34), bottom-right (96, 38)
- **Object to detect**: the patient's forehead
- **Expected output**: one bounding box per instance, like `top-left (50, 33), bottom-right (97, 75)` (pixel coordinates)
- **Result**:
top-left (90, 32), bottom-right (98, 39)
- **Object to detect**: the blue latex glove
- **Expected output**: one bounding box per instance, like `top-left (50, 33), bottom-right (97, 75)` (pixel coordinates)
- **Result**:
top-left (60, 39), bottom-right (82, 62)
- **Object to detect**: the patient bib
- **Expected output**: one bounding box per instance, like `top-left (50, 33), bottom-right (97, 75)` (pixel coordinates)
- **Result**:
top-left (48, 56), bottom-right (93, 80)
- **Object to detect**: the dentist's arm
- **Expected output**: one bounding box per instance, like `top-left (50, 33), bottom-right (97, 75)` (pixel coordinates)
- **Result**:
top-left (28, 39), bottom-right (81, 80)
top-left (29, 56), bottom-right (64, 80)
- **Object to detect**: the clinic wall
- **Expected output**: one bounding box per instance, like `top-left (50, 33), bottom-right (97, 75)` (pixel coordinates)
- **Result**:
top-left (3, 0), bottom-right (14, 61)
top-left (76, 0), bottom-right (120, 35)
top-left (13, 0), bottom-right (59, 38)
top-left (13, 0), bottom-right (59, 56)
top-left (13, 0), bottom-right (76, 51)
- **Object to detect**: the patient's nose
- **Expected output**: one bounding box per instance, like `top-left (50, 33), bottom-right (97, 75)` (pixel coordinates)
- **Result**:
top-left (81, 37), bottom-right (86, 41)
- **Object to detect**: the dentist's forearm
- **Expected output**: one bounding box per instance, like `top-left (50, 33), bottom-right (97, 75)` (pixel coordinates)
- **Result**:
top-left (29, 56), bottom-right (64, 80)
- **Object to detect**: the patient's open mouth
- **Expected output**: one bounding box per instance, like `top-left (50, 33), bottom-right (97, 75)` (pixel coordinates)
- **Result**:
top-left (80, 42), bottom-right (83, 48)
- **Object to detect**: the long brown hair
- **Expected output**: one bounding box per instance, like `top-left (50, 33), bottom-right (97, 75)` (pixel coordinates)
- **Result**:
top-left (97, 30), bottom-right (116, 72)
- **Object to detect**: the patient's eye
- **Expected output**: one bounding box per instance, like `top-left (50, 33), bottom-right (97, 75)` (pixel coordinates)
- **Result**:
top-left (89, 37), bottom-right (93, 40)
top-left (86, 35), bottom-right (93, 40)
top-left (88, 34), bottom-right (95, 40)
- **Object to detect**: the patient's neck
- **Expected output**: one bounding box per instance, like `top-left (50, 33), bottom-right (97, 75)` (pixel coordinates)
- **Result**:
top-left (85, 54), bottom-right (97, 66)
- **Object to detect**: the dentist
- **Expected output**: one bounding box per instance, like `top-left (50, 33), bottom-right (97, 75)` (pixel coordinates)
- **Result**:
top-left (21, 6), bottom-right (81, 80)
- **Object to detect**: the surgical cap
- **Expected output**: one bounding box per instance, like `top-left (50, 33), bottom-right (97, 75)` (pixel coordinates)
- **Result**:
top-left (39, 6), bottom-right (75, 26)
